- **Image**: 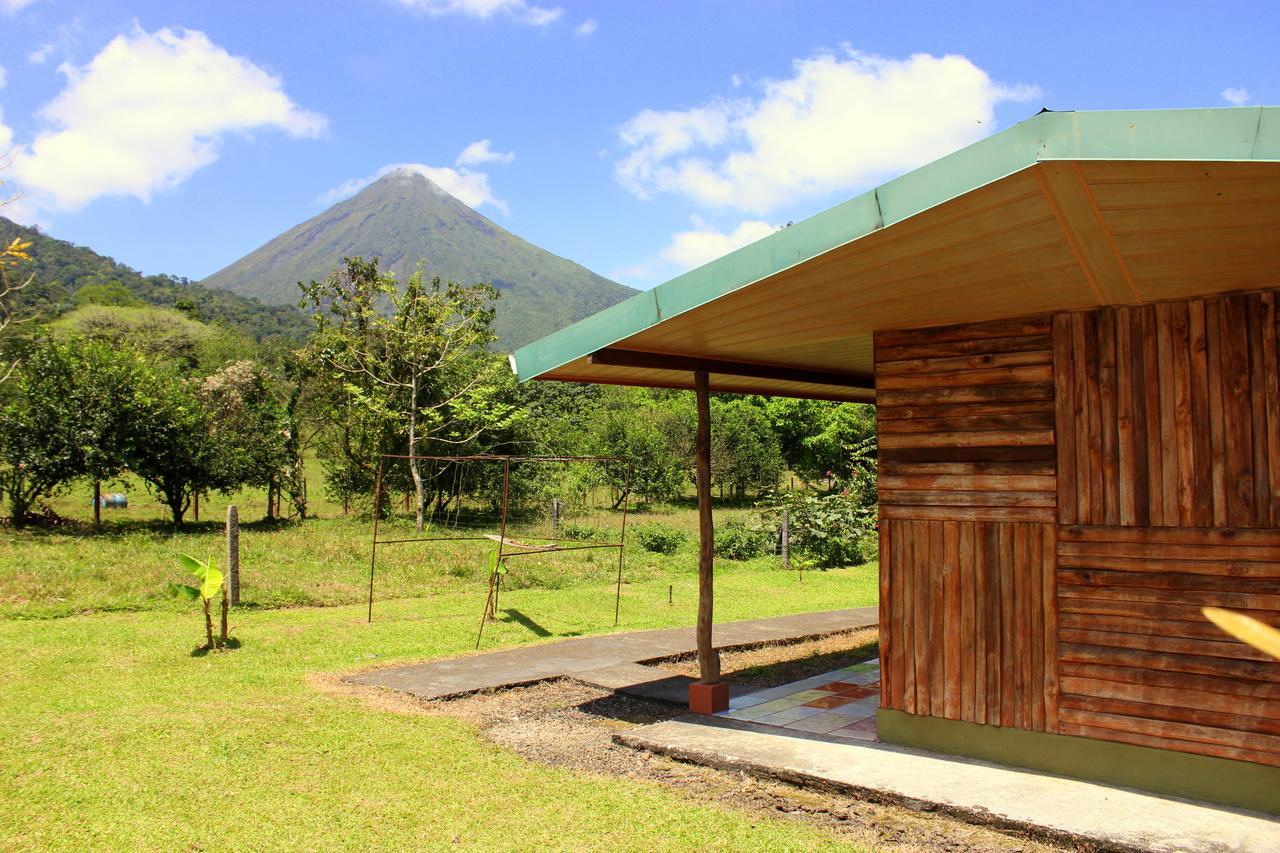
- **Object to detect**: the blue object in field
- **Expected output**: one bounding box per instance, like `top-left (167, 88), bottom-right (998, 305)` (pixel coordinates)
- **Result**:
top-left (96, 493), bottom-right (128, 509)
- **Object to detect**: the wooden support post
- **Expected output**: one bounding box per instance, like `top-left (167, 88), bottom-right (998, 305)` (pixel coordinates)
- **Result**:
top-left (93, 481), bottom-right (101, 532)
top-left (689, 370), bottom-right (726, 713)
top-left (193, 491), bottom-right (199, 522)
top-left (226, 505), bottom-right (240, 606)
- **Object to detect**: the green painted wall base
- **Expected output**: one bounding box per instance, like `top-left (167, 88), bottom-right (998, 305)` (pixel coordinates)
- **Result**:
top-left (877, 708), bottom-right (1280, 816)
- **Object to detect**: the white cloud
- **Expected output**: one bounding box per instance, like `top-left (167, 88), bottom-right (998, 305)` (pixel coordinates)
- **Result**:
top-left (613, 217), bottom-right (777, 286)
top-left (616, 47), bottom-right (1038, 214)
top-left (392, 0), bottom-right (563, 26)
top-left (25, 19), bottom-right (79, 64)
top-left (1222, 87), bottom-right (1251, 106)
top-left (0, 64), bottom-right (7, 89)
top-left (319, 144), bottom-right (509, 214)
top-left (1, 0), bottom-right (38, 15)
top-left (574, 18), bottom-right (597, 36)
top-left (661, 218), bottom-right (776, 271)
top-left (3, 26), bottom-right (325, 217)
top-left (455, 138), bottom-right (514, 167)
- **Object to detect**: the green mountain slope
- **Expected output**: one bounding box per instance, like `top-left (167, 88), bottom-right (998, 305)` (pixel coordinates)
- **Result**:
top-left (0, 216), bottom-right (312, 342)
top-left (200, 168), bottom-right (636, 349)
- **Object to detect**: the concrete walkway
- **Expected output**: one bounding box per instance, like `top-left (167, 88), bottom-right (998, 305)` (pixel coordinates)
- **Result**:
top-left (346, 607), bottom-right (876, 700)
top-left (617, 715), bottom-right (1280, 853)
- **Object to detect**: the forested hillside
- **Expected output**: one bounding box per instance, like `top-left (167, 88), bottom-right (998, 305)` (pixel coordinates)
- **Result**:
top-left (0, 217), bottom-right (311, 342)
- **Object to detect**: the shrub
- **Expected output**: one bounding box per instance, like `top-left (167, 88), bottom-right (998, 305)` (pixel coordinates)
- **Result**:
top-left (632, 522), bottom-right (686, 555)
top-left (856, 526), bottom-right (880, 565)
top-left (714, 518), bottom-right (769, 560)
top-left (768, 487), bottom-right (876, 569)
top-left (560, 522), bottom-right (606, 542)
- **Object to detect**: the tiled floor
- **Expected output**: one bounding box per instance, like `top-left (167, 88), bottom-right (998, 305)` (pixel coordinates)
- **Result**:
top-left (718, 661), bottom-right (880, 742)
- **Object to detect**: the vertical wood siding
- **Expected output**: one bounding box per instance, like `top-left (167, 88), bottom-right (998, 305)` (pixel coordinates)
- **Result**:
top-left (879, 517), bottom-right (1058, 730)
top-left (1054, 292), bottom-right (1280, 528)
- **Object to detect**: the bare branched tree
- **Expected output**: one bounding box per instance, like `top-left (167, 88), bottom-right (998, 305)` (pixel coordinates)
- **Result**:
top-left (301, 257), bottom-right (514, 531)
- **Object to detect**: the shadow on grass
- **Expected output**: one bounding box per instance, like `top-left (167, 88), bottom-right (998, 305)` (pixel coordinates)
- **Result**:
top-left (5, 515), bottom-right (305, 540)
top-left (499, 608), bottom-right (553, 637)
top-left (190, 636), bottom-right (243, 657)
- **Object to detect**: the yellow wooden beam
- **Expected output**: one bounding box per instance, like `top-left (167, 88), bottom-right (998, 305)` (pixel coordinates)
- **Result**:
top-left (1035, 161), bottom-right (1140, 306)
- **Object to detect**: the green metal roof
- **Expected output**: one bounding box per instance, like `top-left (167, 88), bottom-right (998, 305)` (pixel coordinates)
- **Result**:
top-left (512, 106), bottom-right (1280, 382)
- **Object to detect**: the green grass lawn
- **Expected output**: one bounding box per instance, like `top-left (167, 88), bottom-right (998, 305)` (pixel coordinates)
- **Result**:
top-left (1, 480), bottom-right (880, 850)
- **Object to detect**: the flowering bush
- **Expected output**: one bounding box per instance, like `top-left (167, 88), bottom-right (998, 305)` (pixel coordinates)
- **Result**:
top-left (765, 436), bottom-right (877, 568)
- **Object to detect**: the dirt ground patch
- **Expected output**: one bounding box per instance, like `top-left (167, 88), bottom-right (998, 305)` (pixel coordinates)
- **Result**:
top-left (658, 627), bottom-right (880, 687)
top-left (321, 664), bottom-right (1075, 851)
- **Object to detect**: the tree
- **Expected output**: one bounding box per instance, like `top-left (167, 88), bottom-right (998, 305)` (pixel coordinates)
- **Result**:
top-left (301, 257), bottom-right (512, 530)
top-left (127, 363), bottom-right (226, 529)
top-left (198, 360), bottom-right (292, 520)
top-left (764, 398), bottom-right (875, 486)
top-left (710, 398), bottom-right (783, 498)
top-left (0, 338), bottom-right (139, 525)
top-left (74, 280), bottom-right (145, 308)
top-left (592, 405), bottom-right (686, 506)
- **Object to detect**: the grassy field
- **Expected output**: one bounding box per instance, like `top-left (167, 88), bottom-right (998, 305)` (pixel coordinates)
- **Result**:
top-left (1, 474), bottom-right (880, 849)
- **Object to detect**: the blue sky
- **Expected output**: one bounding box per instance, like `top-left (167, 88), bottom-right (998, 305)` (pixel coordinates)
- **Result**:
top-left (0, 0), bottom-right (1275, 291)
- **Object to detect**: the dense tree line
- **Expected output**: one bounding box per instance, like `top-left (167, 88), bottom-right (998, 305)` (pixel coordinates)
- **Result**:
top-left (0, 249), bottom-right (875, 530)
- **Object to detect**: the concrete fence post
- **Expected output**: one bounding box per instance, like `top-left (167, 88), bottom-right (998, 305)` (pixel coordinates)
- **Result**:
top-left (226, 505), bottom-right (240, 606)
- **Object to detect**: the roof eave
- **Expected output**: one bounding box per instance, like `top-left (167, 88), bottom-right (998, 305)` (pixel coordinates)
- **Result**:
top-left (512, 106), bottom-right (1279, 383)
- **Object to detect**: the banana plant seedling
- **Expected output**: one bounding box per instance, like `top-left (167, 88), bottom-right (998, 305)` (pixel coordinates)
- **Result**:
top-left (170, 553), bottom-right (230, 650)
top-left (484, 547), bottom-right (507, 619)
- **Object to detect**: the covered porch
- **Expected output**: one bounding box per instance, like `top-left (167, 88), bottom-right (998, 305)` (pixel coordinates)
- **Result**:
top-left (511, 107), bottom-right (1280, 815)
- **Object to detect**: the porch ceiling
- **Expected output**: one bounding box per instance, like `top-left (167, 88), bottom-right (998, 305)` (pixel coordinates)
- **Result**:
top-left (511, 108), bottom-right (1280, 402)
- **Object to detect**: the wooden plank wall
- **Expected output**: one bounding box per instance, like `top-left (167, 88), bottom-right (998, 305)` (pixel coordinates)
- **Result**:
top-left (1052, 291), bottom-right (1280, 768)
top-left (877, 290), bottom-right (1280, 769)
top-left (879, 518), bottom-right (1057, 730)
top-left (876, 315), bottom-right (1057, 522)
top-left (1054, 292), bottom-right (1280, 528)
top-left (876, 317), bottom-right (1059, 729)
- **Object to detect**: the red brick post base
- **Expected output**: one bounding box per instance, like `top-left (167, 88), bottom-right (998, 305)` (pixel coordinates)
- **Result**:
top-left (688, 681), bottom-right (730, 714)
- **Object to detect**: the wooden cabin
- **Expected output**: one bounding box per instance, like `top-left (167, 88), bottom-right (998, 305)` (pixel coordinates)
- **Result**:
top-left (511, 108), bottom-right (1280, 814)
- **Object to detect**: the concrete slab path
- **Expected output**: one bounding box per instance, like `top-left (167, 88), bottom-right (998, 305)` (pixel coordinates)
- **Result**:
top-left (617, 715), bottom-right (1280, 853)
top-left (346, 607), bottom-right (876, 700)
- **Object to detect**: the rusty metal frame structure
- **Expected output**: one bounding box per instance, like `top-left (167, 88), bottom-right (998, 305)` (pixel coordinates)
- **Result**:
top-left (365, 454), bottom-right (631, 646)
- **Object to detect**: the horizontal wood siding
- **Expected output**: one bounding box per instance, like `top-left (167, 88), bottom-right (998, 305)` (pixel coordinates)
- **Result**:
top-left (877, 316), bottom-right (1056, 524)
top-left (1057, 525), bottom-right (1280, 766)
top-left (879, 517), bottom-right (1058, 731)
top-left (1054, 292), bottom-right (1280, 528)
